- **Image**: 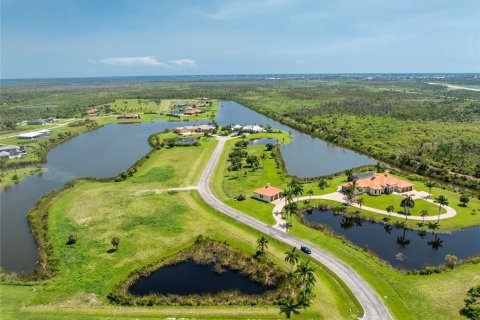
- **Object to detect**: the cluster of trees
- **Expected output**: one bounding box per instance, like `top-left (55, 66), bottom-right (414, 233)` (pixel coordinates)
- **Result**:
top-left (256, 237), bottom-right (316, 309)
top-left (227, 140), bottom-right (261, 173)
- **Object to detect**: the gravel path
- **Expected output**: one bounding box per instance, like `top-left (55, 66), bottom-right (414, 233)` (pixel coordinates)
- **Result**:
top-left (197, 136), bottom-right (393, 320)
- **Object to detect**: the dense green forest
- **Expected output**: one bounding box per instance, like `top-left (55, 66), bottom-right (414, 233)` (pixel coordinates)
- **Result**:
top-left (1, 76), bottom-right (479, 188)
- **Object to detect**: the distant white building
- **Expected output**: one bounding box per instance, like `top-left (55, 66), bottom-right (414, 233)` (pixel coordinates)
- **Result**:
top-left (242, 125), bottom-right (264, 133)
top-left (17, 129), bottom-right (51, 139)
top-left (232, 124), bottom-right (264, 133)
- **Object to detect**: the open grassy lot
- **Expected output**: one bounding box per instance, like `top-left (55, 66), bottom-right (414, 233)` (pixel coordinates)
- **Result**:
top-left (211, 135), bottom-right (480, 320)
top-left (0, 166), bottom-right (43, 189)
top-left (1, 135), bottom-right (362, 320)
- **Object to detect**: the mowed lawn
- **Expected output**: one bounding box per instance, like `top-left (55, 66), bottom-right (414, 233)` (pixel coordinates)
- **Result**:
top-left (1, 135), bottom-right (362, 320)
top-left (211, 132), bottom-right (292, 225)
top-left (358, 194), bottom-right (446, 216)
top-left (211, 136), bottom-right (480, 320)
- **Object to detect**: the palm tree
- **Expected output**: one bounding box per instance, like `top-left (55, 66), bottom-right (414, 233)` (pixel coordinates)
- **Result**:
top-left (386, 205), bottom-right (395, 220)
top-left (345, 169), bottom-right (354, 181)
top-left (357, 197), bottom-right (364, 209)
top-left (435, 195), bottom-right (449, 222)
top-left (425, 180), bottom-right (437, 196)
top-left (294, 260), bottom-right (315, 305)
top-left (420, 210), bottom-right (429, 224)
top-left (288, 178), bottom-right (304, 202)
top-left (400, 196), bottom-right (415, 221)
top-left (343, 186), bottom-right (355, 203)
top-left (307, 189), bottom-right (314, 202)
top-left (256, 236), bottom-right (269, 255)
top-left (284, 201), bottom-right (299, 224)
top-left (284, 247), bottom-right (300, 273)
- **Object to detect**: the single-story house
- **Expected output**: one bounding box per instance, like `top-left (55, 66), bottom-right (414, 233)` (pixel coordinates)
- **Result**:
top-left (184, 108), bottom-right (203, 115)
top-left (175, 124), bottom-right (216, 134)
top-left (242, 125), bottom-right (264, 133)
top-left (195, 97), bottom-right (209, 100)
top-left (27, 119), bottom-right (47, 125)
top-left (17, 129), bottom-right (51, 139)
top-left (0, 145), bottom-right (27, 159)
top-left (194, 103), bottom-right (209, 108)
top-left (117, 114), bottom-right (140, 119)
top-left (253, 184), bottom-right (284, 203)
top-left (85, 108), bottom-right (98, 115)
top-left (341, 172), bottom-right (414, 196)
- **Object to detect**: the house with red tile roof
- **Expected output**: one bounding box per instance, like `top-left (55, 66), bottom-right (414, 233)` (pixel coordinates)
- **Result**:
top-left (84, 108), bottom-right (98, 115)
top-left (184, 108), bottom-right (203, 115)
top-left (341, 172), bottom-right (413, 196)
top-left (253, 184), bottom-right (284, 202)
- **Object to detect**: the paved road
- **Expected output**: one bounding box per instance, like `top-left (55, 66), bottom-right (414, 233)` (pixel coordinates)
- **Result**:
top-left (197, 136), bottom-right (393, 320)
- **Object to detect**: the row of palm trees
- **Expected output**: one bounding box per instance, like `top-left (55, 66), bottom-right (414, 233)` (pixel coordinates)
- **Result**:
top-left (398, 195), bottom-right (449, 223)
top-left (282, 178), bottom-right (305, 230)
top-left (284, 247), bottom-right (316, 306)
top-left (256, 238), bottom-right (316, 307)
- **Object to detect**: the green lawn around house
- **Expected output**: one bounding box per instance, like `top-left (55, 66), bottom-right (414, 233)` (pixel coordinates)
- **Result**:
top-left (0, 133), bottom-right (362, 320)
top-left (210, 135), bottom-right (480, 320)
top-left (358, 193), bottom-right (446, 216)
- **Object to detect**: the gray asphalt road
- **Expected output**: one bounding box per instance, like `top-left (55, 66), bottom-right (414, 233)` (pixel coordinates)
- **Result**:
top-left (197, 136), bottom-right (393, 320)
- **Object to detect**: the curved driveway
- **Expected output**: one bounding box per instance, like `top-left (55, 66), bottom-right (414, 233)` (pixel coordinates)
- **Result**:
top-left (197, 136), bottom-right (393, 320)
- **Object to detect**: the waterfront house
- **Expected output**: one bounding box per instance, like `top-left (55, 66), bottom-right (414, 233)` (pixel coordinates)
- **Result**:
top-left (17, 129), bottom-right (51, 139)
top-left (341, 172), bottom-right (414, 196)
top-left (253, 184), bottom-right (284, 202)
top-left (184, 108), bottom-right (203, 115)
top-left (0, 145), bottom-right (27, 159)
top-left (117, 114), bottom-right (140, 119)
top-left (175, 125), bottom-right (216, 134)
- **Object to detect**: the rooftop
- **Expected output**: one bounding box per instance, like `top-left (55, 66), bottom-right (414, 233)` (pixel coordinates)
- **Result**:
top-left (254, 184), bottom-right (284, 197)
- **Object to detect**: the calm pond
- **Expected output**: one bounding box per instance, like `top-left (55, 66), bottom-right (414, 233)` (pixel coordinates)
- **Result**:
top-left (129, 261), bottom-right (273, 296)
top-left (303, 208), bottom-right (480, 270)
top-left (248, 138), bottom-right (278, 146)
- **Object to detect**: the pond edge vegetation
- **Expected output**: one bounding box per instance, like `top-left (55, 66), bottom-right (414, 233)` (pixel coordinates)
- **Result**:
top-left (108, 236), bottom-right (297, 306)
top-left (297, 203), bottom-right (480, 275)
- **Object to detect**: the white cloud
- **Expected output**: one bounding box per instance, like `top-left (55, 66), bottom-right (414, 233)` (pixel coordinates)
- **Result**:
top-left (87, 59), bottom-right (96, 64)
top-left (99, 56), bottom-right (168, 67)
top-left (167, 59), bottom-right (197, 67)
top-left (96, 56), bottom-right (197, 68)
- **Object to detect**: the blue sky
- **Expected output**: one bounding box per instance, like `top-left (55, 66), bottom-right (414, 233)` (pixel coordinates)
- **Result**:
top-left (1, 0), bottom-right (479, 78)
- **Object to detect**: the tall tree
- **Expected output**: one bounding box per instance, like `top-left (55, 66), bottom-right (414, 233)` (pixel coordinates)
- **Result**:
top-left (357, 197), bottom-right (364, 209)
top-left (400, 196), bottom-right (415, 221)
top-left (425, 180), bottom-right (437, 196)
top-left (284, 247), bottom-right (300, 273)
top-left (435, 195), bottom-right (449, 222)
top-left (386, 205), bottom-right (395, 219)
top-left (294, 260), bottom-right (316, 305)
top-left (420, 210), bottom-right (429, 224)
top-left (256, 236), bottom-right (269, 255)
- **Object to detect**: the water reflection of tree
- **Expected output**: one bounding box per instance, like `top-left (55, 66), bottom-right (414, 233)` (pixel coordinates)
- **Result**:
top-left (426, 221), bottom-right (443, 249)
top-left (340, 217), bottom-right (355, 229)
top-left (384, 224), bottom-right (393, 234)
top-left (428, 233), bottom-right (443, 250)
top-left (396, 227), bottom-right (411, 248)
top-left (417, 229), bottom-right (427, 239)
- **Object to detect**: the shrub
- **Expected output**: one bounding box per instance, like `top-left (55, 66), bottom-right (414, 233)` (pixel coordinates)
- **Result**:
top-left (67, 233), bottom-right (77, 245)
top-left (235, 194), bottom-right (246, 201)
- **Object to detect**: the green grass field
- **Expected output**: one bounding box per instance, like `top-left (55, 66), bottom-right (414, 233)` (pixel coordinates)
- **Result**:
top-left (358, 193), bottom-right (446, 216)
top-left (211, 134), bottom-right (480, 320)
top-left (1, 134), bottom-right (362, 320)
